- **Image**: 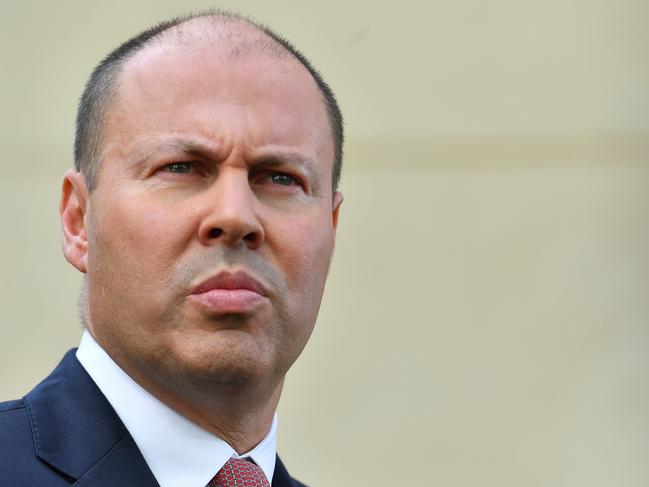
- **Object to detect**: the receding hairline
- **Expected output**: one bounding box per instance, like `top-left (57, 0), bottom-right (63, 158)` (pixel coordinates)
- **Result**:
top-left (133, 15), bottom-right (295, 60)
top-left (117, 18), bottom-right (309, 101)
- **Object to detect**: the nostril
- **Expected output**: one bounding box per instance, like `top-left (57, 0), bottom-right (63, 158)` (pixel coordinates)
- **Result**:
top-left (243, 232), bottom-right (256, 242)
top-left (209, 228), bottom-right (223, 239)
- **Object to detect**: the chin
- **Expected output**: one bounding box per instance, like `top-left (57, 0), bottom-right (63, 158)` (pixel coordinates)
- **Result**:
top-left (166, 330), bottom-right (278, 386)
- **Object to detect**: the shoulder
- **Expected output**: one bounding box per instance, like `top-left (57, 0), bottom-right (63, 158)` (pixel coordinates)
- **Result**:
top-left (0, 398), bottom-right (29, 437)
top-left (0, 378), bottom-right (91, 485)
top-left (0, 398), bottom-right (31, 453)
top-left (0, 398), bottom-right (66, 485)
top-left (0, 398), bottom-right (24, 413)
top-left (0, 398), bottom-right (32, 459)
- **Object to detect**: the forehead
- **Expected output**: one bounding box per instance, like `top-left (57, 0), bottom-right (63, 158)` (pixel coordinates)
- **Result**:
top-left (103, 24), bottom-right (333, 169)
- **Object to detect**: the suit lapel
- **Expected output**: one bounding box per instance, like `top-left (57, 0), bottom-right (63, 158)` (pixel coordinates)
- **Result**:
top-left (72, 435), bottom-right (158, 486)
top-left (23, 349), bottom-right (158, 486)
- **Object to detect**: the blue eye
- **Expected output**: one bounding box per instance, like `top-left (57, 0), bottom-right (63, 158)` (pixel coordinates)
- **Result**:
top-left (270, 173), bottom-right (296, 186)
top-left (166, 162), bottom-right (193, 174)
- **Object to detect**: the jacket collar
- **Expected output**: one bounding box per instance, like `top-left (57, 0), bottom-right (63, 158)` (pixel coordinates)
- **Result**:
top-left (23, 349), bottom-right (158, 485)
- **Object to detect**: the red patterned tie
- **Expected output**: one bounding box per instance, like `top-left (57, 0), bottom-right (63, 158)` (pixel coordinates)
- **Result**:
top-left (208, 458), bottom-right (271, 487)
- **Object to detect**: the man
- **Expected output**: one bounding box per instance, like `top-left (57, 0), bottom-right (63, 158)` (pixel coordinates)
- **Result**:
top-left (0, 11), bottom-right (343, 487)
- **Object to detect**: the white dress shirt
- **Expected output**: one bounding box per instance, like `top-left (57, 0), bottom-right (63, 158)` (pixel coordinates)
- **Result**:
top-left (76, 331), bottom-right (277, 487)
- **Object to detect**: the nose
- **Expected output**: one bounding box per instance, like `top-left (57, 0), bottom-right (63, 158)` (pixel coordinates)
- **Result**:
top-left (197, 170), bottom-right (264, 249)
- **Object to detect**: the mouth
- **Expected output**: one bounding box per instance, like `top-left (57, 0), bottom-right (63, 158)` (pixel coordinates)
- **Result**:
top-left (189, 270), bottom-right (268, 314)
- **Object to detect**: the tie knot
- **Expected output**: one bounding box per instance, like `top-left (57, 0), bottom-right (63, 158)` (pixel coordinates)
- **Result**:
top-left (208, 457), bottom-right (270, 487)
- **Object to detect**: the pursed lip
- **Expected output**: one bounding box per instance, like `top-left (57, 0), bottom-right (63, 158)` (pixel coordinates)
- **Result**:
top-left (191, 270), bottom-right (268, 297)
top-left (189, 270), bottom-right (268, 314)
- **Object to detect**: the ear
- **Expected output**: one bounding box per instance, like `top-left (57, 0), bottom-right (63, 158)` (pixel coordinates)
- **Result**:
top-left (60, 169), bottom-right (90, 273)
top-left (332, 191), bottom-right (343, 232)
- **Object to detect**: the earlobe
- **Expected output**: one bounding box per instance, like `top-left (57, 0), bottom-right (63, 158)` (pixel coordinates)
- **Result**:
top-left (332, 191), bottom-right (343, 231)
top-left (60, 169), bottom-right (90, 273)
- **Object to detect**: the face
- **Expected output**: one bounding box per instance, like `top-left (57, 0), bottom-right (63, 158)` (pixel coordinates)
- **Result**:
top-left (61, 36), bottom-right (342, 398)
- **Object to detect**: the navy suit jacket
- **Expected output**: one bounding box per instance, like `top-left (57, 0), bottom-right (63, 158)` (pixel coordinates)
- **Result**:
top-left (0, 350), bottom-right (306, 486)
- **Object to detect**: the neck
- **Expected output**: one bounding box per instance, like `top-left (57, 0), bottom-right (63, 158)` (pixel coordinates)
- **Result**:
top-left (128, 364), bottom-right (284, 454)
top-left (157, 378), bottom-right (284, 453)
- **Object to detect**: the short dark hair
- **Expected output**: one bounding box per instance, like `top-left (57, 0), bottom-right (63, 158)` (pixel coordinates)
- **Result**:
top-left (74, 10), bottom-right (344, 191)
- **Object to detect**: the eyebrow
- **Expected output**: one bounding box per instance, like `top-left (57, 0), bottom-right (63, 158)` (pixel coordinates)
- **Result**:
top-left (131, 138), bottom-right (224, 165)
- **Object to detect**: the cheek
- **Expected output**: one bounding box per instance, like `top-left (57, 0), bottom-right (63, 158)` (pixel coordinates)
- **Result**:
top-left (90, 195), bottom-right (196, 295)
top-left (276, 217), bottom-right (335, 306)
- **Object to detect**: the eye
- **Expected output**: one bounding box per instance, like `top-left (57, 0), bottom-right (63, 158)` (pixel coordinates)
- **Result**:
top-left (164, 162), bottom-right (194, 174)
top-left (268, 173), bottom-right (298, 186)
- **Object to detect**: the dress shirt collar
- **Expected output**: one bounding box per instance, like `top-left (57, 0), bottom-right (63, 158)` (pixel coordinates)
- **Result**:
top-left (76, 330), bottom-right (277, 487)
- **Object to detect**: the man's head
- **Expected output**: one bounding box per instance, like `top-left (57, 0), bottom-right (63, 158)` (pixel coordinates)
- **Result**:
top-left (60, 12), bottom-right (343, 421)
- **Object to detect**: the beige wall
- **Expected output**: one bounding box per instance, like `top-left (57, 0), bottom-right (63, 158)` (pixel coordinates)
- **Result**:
top-left (1, 1), bottom-right (648, 485)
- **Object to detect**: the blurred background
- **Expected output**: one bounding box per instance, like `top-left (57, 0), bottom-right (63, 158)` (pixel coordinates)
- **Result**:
top-left (1, 1), bottom-right (647, 485)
